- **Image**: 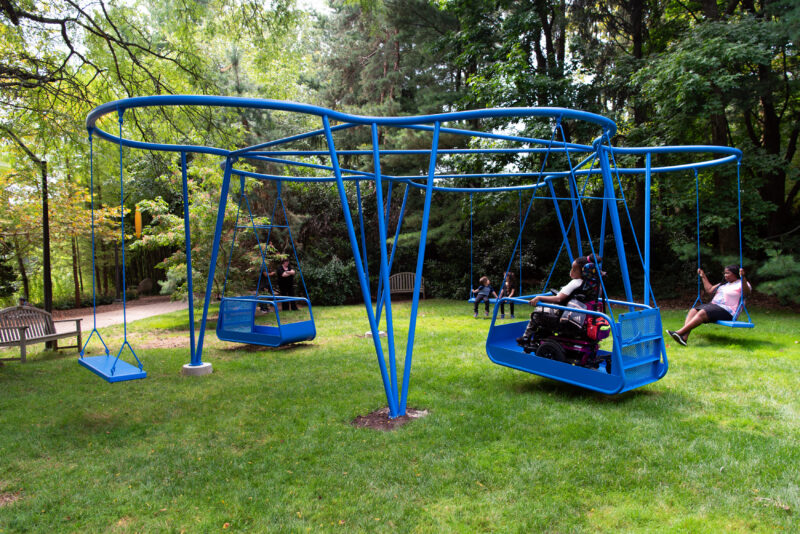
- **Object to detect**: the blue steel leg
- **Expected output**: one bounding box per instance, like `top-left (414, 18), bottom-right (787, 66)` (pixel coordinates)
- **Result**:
top-left (399, 122), bottom-right (440, 414)
top-left (598, 145), bottom-right (634, 306)
top-left (371, 124), bottom-right (398, 402)
top-left (323, 116), bottom-right (400, 417)
top-left (644, 153), bottom-right (651, 306)
top-left (195, 156), bottom-right (234, 366)
top-left (182, 152), bottom-right (198, 365)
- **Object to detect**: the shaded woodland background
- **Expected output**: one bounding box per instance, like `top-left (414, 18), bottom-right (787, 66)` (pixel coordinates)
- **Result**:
top-left (1, 0), bottom-right (799, 310)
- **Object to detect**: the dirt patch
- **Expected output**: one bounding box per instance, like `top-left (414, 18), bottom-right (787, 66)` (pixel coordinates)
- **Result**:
top-left (351, 407), bottom-right (429, 431)
top-left (0, 491), bottom-right (21, 507)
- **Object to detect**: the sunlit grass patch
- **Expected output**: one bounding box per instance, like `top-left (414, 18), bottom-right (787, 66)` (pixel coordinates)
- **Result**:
top-left (0, 301), bottom-right (797, 531)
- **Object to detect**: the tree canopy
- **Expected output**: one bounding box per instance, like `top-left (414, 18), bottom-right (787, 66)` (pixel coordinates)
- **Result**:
top-left (1, 0), bottom-right (799, 306)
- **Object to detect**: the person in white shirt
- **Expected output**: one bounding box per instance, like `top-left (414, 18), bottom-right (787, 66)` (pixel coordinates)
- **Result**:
top-left (667, 265), bottom-right (751, 346)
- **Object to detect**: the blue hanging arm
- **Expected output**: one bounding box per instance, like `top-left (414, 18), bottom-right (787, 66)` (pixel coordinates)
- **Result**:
top-left (692, 167), bottom-right (703, 309)
top-left (79, 130), bottom-right (111, 358)
top-left (733, 159), bottom-right (753, 324)
top-left (518, 190), bottom-right (523, 295)
top-left (277, 182), bottom-right (312, 303)
top-left (114, 110), bottom-right (142, 373)
top-left (243, 184), bottom-right (277, 301)
top-left (469, 192), bottom-right (474, 299)
top-left (559, 124), bottom-right (616, 320)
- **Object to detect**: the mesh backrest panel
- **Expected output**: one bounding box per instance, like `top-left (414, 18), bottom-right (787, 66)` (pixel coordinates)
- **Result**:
top-left (619, 309), bottom-right (660, 342)
top-left (622, 339), bottom-right (659, 360)
top-left (623, 361), bottom-right (655, 382)
top-left (221, 300), bottom-right (254, 328)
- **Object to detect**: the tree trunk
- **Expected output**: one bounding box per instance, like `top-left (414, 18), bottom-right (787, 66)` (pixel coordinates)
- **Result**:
top-left (13, 236), bottom-right (29, 301)
top-left (115, 246), bottom-right (121, 300)
top-left (757, 63), bottom-right (786, 235)
top-left (76, 237), bottom-right (84, 294)
top-left (71, 235), bottom-right (81, 307)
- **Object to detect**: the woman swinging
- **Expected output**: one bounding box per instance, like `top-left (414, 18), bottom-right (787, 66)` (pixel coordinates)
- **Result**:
top-left (667, 265), bottom-right (751, 346)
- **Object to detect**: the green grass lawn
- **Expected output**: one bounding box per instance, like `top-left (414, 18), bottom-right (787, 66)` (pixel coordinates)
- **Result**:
top-left (0, 300), bottom-right (798, 532)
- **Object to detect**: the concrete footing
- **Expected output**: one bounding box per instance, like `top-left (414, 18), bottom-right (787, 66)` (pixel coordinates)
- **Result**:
top-left (181, 362), bottom-right (213, 376)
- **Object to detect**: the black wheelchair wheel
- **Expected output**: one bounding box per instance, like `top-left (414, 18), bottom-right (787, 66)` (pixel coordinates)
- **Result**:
top-left (536, 340), bottom-right (566, 362)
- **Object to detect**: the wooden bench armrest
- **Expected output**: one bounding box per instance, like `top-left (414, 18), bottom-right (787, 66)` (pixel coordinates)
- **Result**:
top-left (53, 318), bottom-right (83, 325)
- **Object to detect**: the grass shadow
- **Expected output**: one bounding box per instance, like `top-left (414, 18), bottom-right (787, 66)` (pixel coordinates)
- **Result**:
top-left (696, 332), bottom-right (779, 349)
top-left (512, 374), bottom-right (665, 404)
top-left (220, 341), bottom-right (314, 353)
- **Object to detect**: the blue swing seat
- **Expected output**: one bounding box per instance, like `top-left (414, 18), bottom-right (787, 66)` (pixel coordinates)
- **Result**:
top-left (79, 355), bottom-right (146, 383)
top-left (468, 297), bottom-right (499, 304)
top-left (714, 320), bottom-right (754, 328)
top-left (485, 300), bottom-right (668, 395)
top-left (216, 296), bottom-right (316, 347)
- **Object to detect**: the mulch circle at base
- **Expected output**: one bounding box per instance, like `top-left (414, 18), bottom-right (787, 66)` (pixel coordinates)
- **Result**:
top-left (351, 406), bottom-right (429, 431)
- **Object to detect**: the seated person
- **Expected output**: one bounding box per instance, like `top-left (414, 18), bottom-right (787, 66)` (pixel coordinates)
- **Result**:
top-left (472, 276), bottom-right (498, 318)
top-left (517, 255), bottom-right (601, 347)
top-left (667, 265), bottom-right (751, 346)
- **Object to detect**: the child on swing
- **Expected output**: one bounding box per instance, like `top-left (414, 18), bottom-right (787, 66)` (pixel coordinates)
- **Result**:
top-left (472, 276), bottom-right (498, 318)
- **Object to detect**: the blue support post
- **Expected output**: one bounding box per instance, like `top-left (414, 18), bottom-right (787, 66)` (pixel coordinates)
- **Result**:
top-left (399, 122), bottom-right (440, 414)
top-left (371, 123), bottom-right (399, 402)
top-left (323, 116), bottom-right (400, 417)
top-left (644, 152), bottom-right (652, 306)
top-left (181, 152), bottom-right (198, 365)
top-left (598, 145), bottom-right (635, 306)
top-left (194, 156), bottom-right (234, 368)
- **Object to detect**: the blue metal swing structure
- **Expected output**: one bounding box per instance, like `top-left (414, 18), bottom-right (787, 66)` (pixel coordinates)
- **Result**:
top-left (216, 177), bottom-right (316, 346)
top-left (84, 96), bottom-right (742, 410)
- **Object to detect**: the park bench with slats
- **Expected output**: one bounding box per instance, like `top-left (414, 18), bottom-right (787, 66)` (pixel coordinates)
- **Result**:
top-left (389, 272), bottom-right (425, 299)
top-left (0, 305), bottom-right (82, 363)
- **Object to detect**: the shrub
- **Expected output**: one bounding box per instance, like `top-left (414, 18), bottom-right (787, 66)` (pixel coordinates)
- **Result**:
top-left (302, 255), bottom-right (359, 306)
top-left (756, 251), bottom-right (800, 305)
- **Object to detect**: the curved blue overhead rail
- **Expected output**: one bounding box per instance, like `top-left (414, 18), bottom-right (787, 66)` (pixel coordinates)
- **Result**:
top-left (83, 96), bottom-right (743, 411)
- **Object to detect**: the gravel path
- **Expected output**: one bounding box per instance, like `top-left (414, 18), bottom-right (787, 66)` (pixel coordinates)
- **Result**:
top-left (53, 296), bottom-right (189, 333)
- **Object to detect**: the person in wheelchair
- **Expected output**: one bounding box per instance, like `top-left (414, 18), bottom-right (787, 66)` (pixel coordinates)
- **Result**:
top-left (516, 255), bottom-right (609, 368)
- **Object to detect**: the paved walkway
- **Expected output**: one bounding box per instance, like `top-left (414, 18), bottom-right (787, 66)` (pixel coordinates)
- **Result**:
top-left (54, 297), bottom-right (189, 333)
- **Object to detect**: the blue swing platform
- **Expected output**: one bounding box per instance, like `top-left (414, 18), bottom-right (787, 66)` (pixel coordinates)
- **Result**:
top-left (486, 298), bottom-right (668, 395)
top-left (714, 319), bottom-right (754, 328)
top-left (79, 354), bottom-right (147, 383)
top-left (216, 296), bottom-right (316, 347)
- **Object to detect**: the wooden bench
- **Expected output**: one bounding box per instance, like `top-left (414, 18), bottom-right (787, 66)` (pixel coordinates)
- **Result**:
top-left (389, 272), bottom-right (425, 299)
top-left (0, 305), bottom-right (82, 363)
